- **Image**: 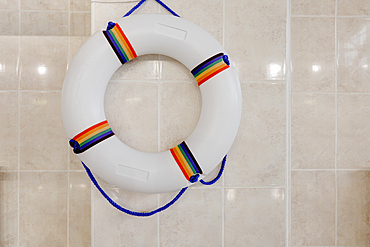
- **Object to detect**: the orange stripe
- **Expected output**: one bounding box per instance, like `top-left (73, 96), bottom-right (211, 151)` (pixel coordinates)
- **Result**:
top-left (196, 63), bottom-right (226, 82)
top-left (115, 24), bottom-right (137, 58)
top-left (73, 121), bottom-right (108, 140)
top-left (170, 149), bottom-right (190, 180)
top-left (76, 125), bottom-right (110, 143)
top-left (173, 147), bottom-right (192, 178)
top-left (75, 123), bottom-right (109, 142)
top-left (111, 27), bottom-right (133, 60)
top-left (198, 65), bottom-right (229, 86)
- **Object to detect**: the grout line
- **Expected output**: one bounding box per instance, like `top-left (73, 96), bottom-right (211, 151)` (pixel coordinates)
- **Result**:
top-left (90, 7), bottom-right (94, 247)
top-left (291, 14), bottom-right (370, 18)
top-left (335, 0), bottom-right (338, 245)
top-left (286, 0), bottom-right (291, 246)
top-left (2, 9), bottom-right (91, 13)
top-left (17, 1), bottom-right (21, 244)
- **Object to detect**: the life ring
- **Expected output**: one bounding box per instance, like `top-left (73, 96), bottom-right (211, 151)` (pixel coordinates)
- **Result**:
top-left (62, 13), bottom-right (242, 193)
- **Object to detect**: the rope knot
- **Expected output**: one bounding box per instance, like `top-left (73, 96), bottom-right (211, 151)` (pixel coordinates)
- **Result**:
top-left (189, 174), bottom-right (199, 183)
top-left (69, 139), bottom-right (80, 154)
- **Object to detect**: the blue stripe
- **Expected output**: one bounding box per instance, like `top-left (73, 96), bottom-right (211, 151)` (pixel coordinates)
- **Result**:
top-left (80, 130), bottom-right (114, 149)
top-left (105, 31), bottom-right (127, 63)
top-left (192, 54), bottom-right (223, 76)
top-left (179, 143), bottom-right (200, 173)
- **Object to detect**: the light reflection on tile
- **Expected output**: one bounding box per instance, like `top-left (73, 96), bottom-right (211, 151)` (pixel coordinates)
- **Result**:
top-left (337, 18), bottom-right (370, 92)
top-left (0, 36), bottom-right (18, 90)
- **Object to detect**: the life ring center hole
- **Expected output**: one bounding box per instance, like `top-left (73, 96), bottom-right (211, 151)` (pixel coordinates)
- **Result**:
top-left (104, 55), bottom-right (202, 153)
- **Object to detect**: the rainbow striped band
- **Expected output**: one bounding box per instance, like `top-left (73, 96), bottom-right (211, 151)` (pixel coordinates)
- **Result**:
top-left (69, 120), bottom-right (114, 154)
top-left (170, 142), bottom-right (203, 181)
top-left (103, 23), bottom-right (137, 64)
top-left (191, 53), bottom-right (230, 86)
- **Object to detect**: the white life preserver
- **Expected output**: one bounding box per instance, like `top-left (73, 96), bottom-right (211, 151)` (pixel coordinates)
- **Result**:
top-left (62, 13), bottom-right (242, 193)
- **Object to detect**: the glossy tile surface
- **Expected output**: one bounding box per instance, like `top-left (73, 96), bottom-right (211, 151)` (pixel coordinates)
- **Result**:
top-left (70, 0), bottom-right (90, 11)
top-left (291, 94), bottom-right (335, 169)
top-left (20, 92), bottom-right (67, 170)
top-left (0, 92), bottom-right (18, 170)
top-left (104, 81), bottom-right (159, 153)
top-left (226, 83), bottom-right (286, 187)
top-left (159, 189), bottom-right (222, 247)
top-left (225, 0), bottom-right (286, 81)
top-left (291, 0), bottom-right (336, 15)
top-left (20, 36), bottom-right (68, 90)
top-left (69, 172), bottom-right (91, 247)
top-left (0, 36), bottom-right (19, 90)
top-left (20, 11), bottom-right (68, 36)
top-left (225, 188), bottom-right (285, 247)
top-left (19, 172), bottom-right (67, 246)
top-left (337, 94), bottom-right (370, 169)
top-left (291, 17), bottom-right (335, 92)
top-left (337, 171), bottom-right (370, 245)
top-left (70, 12), bottom-right (91, 36)
top-left (291, 171), bottom-right (335, 246)
top-left (337, 18), bottom-right (370, 92)
top-left (0, 172), bottom-right (18, 246)
top-left (20, 0), bottom-right (68, 11)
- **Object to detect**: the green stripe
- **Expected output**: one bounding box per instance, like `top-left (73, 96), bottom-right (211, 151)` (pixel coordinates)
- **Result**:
top-left (108, 30), bottom-right (130, 62)
top-left (194, 58), bottom-right (223, 78)
top-left (178, 145), bottom-right (196, 174)
top-left (80, 128), bottom-right (112, 147)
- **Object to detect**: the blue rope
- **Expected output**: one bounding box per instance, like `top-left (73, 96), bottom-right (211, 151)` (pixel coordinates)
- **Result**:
top-left (83, 155), bottom-right (226, 216)
top-left (123, 0), bottom-right (180, 18)
top-left (200, 155), bottom-right (227, 185)
top-left (82, 162), bottom-right (188, 217)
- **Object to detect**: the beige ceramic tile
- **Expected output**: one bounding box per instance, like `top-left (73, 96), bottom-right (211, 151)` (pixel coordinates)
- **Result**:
top-left (337, 0), bottom-right (370, 16)
top-left (159, 55), bottom-right (196, 82)
top-left (0, 36), bottom-right (19, 90)
top-left (225, 188), bottom-right (285, 247)
top-left (159, 188), bottom-right (222, 247)
top-left (0, 0), bottom-right (18, 10)
top-left (69, 172), bottom-right (91, 247)
top-left (225, 0), bottom-right (286, 81)
top-left (0, 93), bottom-right (18, 171)
top-left (94, 180), bottom-right (158, 246)
top-left (104, 81), bottom-right (158, 153)
top-left (337, 18), bottom-right (370, 92)
top-left (69, 148), bottom-right (83, 170)
top-left (158, 0), bottom-right (223, 44)
top-left (0, 11), bottom-right (19, 35)
top-left (19, 172), bottom-right (67, 246)
top-left (291, 0), bottom-right (336, 15)
top-left (68, 36), bottom-right (89, 65)
top-left (337, 171), bottom-right (370, 245)
top-left (70, 0), bottom-right (90, 11)
top-left (291, 171), bottom-right (335, 246)
top-left (337, 94), bottom-right (370, 169)
top-left (20, 36), bottom-right (68, 90)
top-left (20, 0), bottom-right (68, 11)
top-left (20, 92), bottom-right (68, 170)
top-left (93, 1), bottom-right (159, 33)
top-left (159, 81), bottom-right (201, 151)
top-left (0, 172), bottom-right (18, 246)
top-left (110, 55), bottom-right (160, 81)
top-left (70, 12), bottom-right (91, 36)
top-left (225, 83), bottom-right (286, 187)
top-left (291, 17), bottom-right (335, 92)
top-left (20, 11), bottom-right (68, 36)
top-left (291, 94), bottom-right (335, 169)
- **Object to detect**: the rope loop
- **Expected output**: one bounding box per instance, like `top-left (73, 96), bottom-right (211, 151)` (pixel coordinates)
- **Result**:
top-left (123, 0), bottom-right (180, 18)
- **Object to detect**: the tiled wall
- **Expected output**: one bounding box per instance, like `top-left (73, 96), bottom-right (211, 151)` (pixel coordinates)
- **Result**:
top-left (1, 0), bottom-right (370, 246)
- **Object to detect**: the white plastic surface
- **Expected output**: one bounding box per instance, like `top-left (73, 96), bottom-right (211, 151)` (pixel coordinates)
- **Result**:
top-left (62, 14), bottom-right (242, 193)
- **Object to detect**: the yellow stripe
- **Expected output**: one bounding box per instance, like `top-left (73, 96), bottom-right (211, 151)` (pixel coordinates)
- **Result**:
top-left (196, 62), bottom-right (225, 82)
top-left (173, 146), bottom-right (192, 178)
top-left (75, 123), bottom-right (109, 142)
top-left (76, 125), bottom-right (110, 143)
top-left (113, 26), bottom-right (136, 60)
top-left (111, 27), bottom-right (133, 60)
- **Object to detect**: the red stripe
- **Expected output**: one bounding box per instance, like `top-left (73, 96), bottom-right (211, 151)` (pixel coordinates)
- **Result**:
top-left (198, 65), bottom-right (229, 86)
top-left (73, 120), bottom-right (108, 140)
top-left (170, 149), bottom-right (190, 180)
top-left (115, 24), bottom-right (137, 58)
